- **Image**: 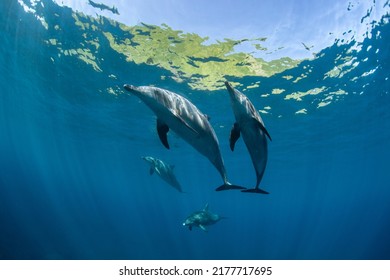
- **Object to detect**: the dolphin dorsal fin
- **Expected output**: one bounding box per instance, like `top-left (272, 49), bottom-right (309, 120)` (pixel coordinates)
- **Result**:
top-left (203, 203), bottom-right (209, 212)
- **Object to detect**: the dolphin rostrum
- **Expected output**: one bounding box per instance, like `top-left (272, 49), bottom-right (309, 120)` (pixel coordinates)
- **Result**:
top-left (124, 84), bottom-right (245, 191)
top-left (142, 156), bottom-right (184, 193)
top-left (182, 203), bottom-right (223, 232)
top-left (224, 81), bottom-right (271, 194)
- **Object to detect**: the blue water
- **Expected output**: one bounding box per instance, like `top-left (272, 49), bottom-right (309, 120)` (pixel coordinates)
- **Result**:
top-left (1, 0), bottom-right (390, 260)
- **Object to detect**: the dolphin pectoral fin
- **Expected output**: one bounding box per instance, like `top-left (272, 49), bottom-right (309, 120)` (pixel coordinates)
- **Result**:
top-left (215, 183), bottom-right (246, 191)
top-left (253, 118), bottom-right (272, 141)
top-left (189, 225), bottom-right (192, 231)
top-left (157, 119), bottom-right (170, 149)
top-left (199, 225), bottom-right (207, 232)
top-left (241, 188), bottom-right (270, 194)
top-left (149, 167), bottom-right (154, 175)
top-left (229, 123), bottom-right (241, 151)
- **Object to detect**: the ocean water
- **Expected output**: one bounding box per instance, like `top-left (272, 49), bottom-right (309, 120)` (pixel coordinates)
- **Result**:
top-left (0, 0), bottom-right (389, 260)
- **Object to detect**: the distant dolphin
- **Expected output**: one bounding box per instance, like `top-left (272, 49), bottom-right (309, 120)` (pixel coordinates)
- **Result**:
top-left (142, 156), bottom-right (184, 193)
top-left (124, 84), bottom-right (245, 191)
top-left (183, 203), bottom-right (223, 232)
top-left (224, 81), bottom-right (271, 194)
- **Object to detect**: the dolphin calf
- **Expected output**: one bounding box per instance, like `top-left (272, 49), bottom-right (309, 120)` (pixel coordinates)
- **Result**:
top-left (142, 156), bottom-right (184, 193)
top-left (124, 84), bottom-right (244, 191)
top-left (183, 203), bottom-right (223, 232)
top-left (224, 81), bottom-right (271, 194)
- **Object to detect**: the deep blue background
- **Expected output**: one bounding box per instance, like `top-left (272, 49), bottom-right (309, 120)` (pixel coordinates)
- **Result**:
top-left (1, 0), bottom-right (389, 259)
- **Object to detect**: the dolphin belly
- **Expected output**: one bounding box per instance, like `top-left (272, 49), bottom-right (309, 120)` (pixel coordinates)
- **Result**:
top-left (240, 121), bottom-right (268, 189)
top-left (156, 108), bottom-right (228, 183)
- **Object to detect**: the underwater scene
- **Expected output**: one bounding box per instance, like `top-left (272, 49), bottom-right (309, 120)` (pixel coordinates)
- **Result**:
top-left (0, 0), bottom-right (389, 260)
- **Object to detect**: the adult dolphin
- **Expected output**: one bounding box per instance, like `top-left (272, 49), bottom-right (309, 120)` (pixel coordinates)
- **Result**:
top-left (142, 156), bottom-right (184, 193)
top-left (183, 203), bottom-right (224, 232)
top-left (124, 84), bottom-right (245, 191)
top-left (224, 81), bottom-right (271, 194)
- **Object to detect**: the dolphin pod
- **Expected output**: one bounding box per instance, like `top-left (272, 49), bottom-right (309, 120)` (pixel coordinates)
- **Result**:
top-left (124, 82), bottom-right (271, 194)
top-left (123, 84), bottom-right (245, 192)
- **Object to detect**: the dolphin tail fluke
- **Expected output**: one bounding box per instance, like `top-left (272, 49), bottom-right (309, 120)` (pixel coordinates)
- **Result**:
top-left (241, 188), bottom-right (269, 194)
top-left (215, 183), bottom-right (246, 191)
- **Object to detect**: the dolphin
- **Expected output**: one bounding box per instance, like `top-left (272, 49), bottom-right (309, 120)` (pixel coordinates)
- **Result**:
top-left (124, 84), bottom-right (245, 191)
top-left (224, 81), bottom-right (271, 194)
top-left (183, 203), bottom-right (223, 232)
top-left (142, 156), bottom-right (184, 193)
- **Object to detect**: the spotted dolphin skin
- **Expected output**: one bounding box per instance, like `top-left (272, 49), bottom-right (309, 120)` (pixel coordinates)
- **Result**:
top-left (124, 84), bottom-right (245, 191)
top-left (183, 203), bottom-right (223, 232)
top-left (224, 81), bottom-right (271, 194)
top-left (142, 156), bottom-right (184, 193)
